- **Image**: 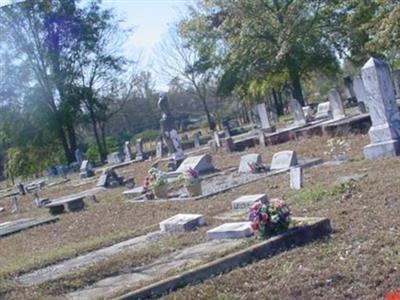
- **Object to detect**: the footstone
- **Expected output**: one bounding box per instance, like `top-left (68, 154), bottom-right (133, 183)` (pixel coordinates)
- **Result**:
top-left (315, 101), bottom-right (332, 119)
top-left (290, 99), bottom-right (306, 126)
top-left (207, 222), bottom-right (253, 240)
top-left (361, 57), bottom-right (400, 159)
top-left (175, 155), bottom-right (214, 174)
top-left (238, 153), bottom-right (262, 173)
top-left (329, 89), bottom-right (345, 120)
top-left (290, 166), bottom-right (303, 190)
top-left (159, 214), bottom-right (205, 232)
top-left (270, 150), bottom-right (298, 170)
top-left (231, 194), bottom-right (268, 210)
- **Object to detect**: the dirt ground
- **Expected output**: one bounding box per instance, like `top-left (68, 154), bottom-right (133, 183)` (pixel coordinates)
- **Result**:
top-left (1, 133), bottom-right (400, 299)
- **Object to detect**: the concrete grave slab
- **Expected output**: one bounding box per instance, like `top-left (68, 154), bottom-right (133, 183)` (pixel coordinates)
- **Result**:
top-left (238, 153), bottom-right (262, 173)
top-left (159, 214), bottom-right (205, 232)
top-left (270, 150), bottom-right (298, 170)
top-left (231, 194), bottom-right (268, 210)
top-left (207, 222), bottom-right (253, 240)
top-left (0, 217), bottom-right (58, 238)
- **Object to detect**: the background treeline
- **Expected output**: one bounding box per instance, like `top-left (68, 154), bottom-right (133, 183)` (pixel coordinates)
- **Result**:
top-left (0, 0), bottom-right (399, 181)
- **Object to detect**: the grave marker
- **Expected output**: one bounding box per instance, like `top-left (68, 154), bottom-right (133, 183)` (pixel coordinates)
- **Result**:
top-left (156, 140), bottom-right (163, 158)
top-left (270, 150), bottom-right (298, 170)
top-left (207, 222), bottom-right (253, 240)
top-left (361, 57), bottom-right (400, 159)
top-left (353, 75), bottom-right (368, 113)
top-left (79, 160), bottom-right (94, 179)
top-left (11, 197), bottom-right (19, 214)
top-left (193, 132), bottom-right (201, 148)
top-left (255, 103), bottom-right (274, 132)
top-left (159, 214), bottom-right (205, 232)
top-left (290, 99), bottom-right (306, 126)
top-left (290, 166), bottom-right (303, 190)
top-left (135, 138), bottom-right (144, 161)
top-left (107, 152), bottom-right (122, 165)
top-left (329, 89), bottom-right (346, 120)
top-left (123, 141), bottom-right (132, 162)
top-left (238, 153), bottom-right (262, 173)
top-left (231, 194), bottom-right (268, 210)
top-left (175, 155), bottom-right (214, 174)
top-left (315, 101), bottom-right (332, 119)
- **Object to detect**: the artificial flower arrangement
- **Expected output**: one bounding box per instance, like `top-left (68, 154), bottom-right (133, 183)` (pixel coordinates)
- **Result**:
top-left (325, 138), bottom-right (351, 161)
top-left (142, 167), bottom-right (168, 199)
top-left (178, 167), bottom-right (202, 197)
top-left (248, 199), bottom-right (291, 238)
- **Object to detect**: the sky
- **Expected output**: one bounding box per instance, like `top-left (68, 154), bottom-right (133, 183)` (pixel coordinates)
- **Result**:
top-left (101, 0), bottom-right (190, 88)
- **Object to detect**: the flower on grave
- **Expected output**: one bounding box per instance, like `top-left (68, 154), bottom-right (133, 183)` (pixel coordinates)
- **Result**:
top-left (178, 167), bottom-right (200, 186)
top-left (248, 198), bottom-right (291, 238)
top-left (325, 138), bottom-right (351, 160)
top-left (147, 167), bottom-right (168, 188)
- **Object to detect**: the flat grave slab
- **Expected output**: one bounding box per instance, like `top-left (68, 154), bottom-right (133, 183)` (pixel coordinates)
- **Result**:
top-left (231, 194), bottom-right (268, 210)
top-left (159, 214), bottom-right (205, 232)
top-left (207, 222), bottom-right (253, 240)
top-left (17, 231), bottom-right (164, 286)
top-left (0, 216), bottom-right (59, 238)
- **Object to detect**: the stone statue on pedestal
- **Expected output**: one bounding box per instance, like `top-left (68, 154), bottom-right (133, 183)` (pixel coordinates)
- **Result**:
top-left (158, 94), bottom-right (185, 165)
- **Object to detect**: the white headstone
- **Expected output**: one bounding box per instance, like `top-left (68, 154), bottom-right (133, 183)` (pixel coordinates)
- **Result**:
top-left (159, 213), bottom-right (204, 232)
top-left (255, 103), bottom-right (273, 131)
top-left (258, 130), bottom-right (266, 148)
top-left (238, 153), bottom-right (262, 173)
top-left (270, 150), bottom-right (298, 170)
top-left (96, 174), bottom-right (108, 187)
top-left (80, 160), bottom-right (90, 172)
top-left (231, 194), bottom-right (268, 210)
top-left (175, 154), bottom-right (214, 174)
top-left (11, 197), bottom-right (19, 214)
top-left (207, 222), bottom-right (253, 240)
top-left (193, 132), bottom-right (201, 148)
top-left (290, 166), bottom-right (303, 190)
top-left (290, 99), bottom-right (306, 126)
top-left (329, 89), bottom-right (346, 120)
top-left (124, 141), bottom-right (132, 162)
top-left (156, 140), bottom-right (163, 158)
top-left (315, 102), bottom-right (332, 119)
top-left (214, 131), bottom-right (221, 147)
top-left (135, 139), bottom-right (144, 161)
top-left (361, 57), bottom-right (400, 159)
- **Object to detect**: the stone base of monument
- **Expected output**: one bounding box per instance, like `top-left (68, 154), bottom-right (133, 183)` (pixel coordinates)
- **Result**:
top-left (363, 139), bottom-right (400, 159)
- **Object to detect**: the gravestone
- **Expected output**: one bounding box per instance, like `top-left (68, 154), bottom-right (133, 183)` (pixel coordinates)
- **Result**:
top-left (302, 106), bottom-right (313, 121)
top-left (135, 138), bottom-right (144, 161)
top-left (156, 140), bottom-right (163, 158)
top-left (75, 148), bottom-right (83, 166)
top-left (353, 75), bottom-right (368, 113)
top-left (224, 137), bottom-right (235, 152)
top-left (343, 75), bottom-right (357, 102)
top-left (159, 214), bottom-right (205, 232)
top-left (107, 152), bottom-right (122, 165)
top-left (180, 133), bottom-right (189, 141)
top-left (214, 131), bottom-right (221, 147)
top-left (79, 160), bottom-right (94, 179)
top-left (231, 194), bottom-right (268, 210)
top-left (208, 140), bottom-right (218, 153)
top-left (290, 166), bottom-right (303, 190)
top-left (175, 154), bottom-right (214, 174)
top-left (193, 132), bottom-right (201, 148)
top-left (329, 89), bottom-right (346, 120)
top-left (271, 105), bottom-right (279, 124)
top-left (11, 197), bottom-right (19, 214)
top-left (123, 141), bottom-right (132, 162)
top-left (238, 153), bottom-right (262, 173)
top-left (315, 101), bottom-right (332, 120)
top-left (258, 130), bottom-right (266, 148)
top-left (270, 150), bottom-right (298, 170)
top-left (361, 57), bottom-right (400, 159)
top-left (290, 99), bottom-right (306, 126)
top-left (255, 103), bottom-right (274, 132)
top-left (393, 69), bottom-right (400, 99)
top-left (207, 222), bottom-right (253, 240)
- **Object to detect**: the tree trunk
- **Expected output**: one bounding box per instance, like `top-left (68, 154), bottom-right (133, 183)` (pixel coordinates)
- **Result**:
top-left (287, 58), bottom-right (305, 106)
top-left (58, 124), bottom-right (73, 163)
top-left (66, 122), bottom-right (77, 157)
top-left (87, 100), bottom-right (105, 163)
top-left (99, 122), bottom-right (108, 161)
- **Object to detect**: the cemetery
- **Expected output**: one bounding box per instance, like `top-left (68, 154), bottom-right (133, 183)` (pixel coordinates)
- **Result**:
top-left (0, 1), bottom-right (400, 300)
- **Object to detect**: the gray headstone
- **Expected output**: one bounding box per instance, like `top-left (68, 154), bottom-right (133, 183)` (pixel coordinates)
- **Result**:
top-left (123, 141), bottom-right (132, 162)
top-left (135, 139), bottom-right (144, 161)
top-left (302, 106), bottom-right (313, 120)
top-left (290, 166), bottom-right (303, 190)
top-left (255, 103), bottom-right (273, 131)
top-left (392, 69), bottom-right (400, 99)
top-left (207, 222), bottom-right (253, 240)
top-left (290, 99), bottom-right (306, 126)
top-left (176, 154), bottom-right (214, 174)
top-left (258, 130), bottom-right (266, 148)
top-left (270, 150), bottom-right (298, 170)
top-left (238, 153), bottom-right (262, 173)
top-left (80, 160), bottom-right (90, 172)
top-left (11, 197), bottom-right (19, 214)
top-left (315, 102), bottom-right (332, 120)
top-left (159, 214), bottom-right (205, 232)
top-left (156, 140), bottom-right (163, 158)
top-left (107, 152), bottom-right (122, 165)
top-left (193, 132), bottom-right (201, 148)
top-left (353, 75), bottom-right (368, 113)
top-left (361, 57), bottom-right (400, 159)
top-left (208, 140), bottom-right (218, 153)
top-left (96, 174), bottom-right (108, 187)
top-left (231, 194), bottom-right (268, 210)
top-left (343, 75), bottom-right (356, 100)
top-left (329, 89), bottom-right (346, 120)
